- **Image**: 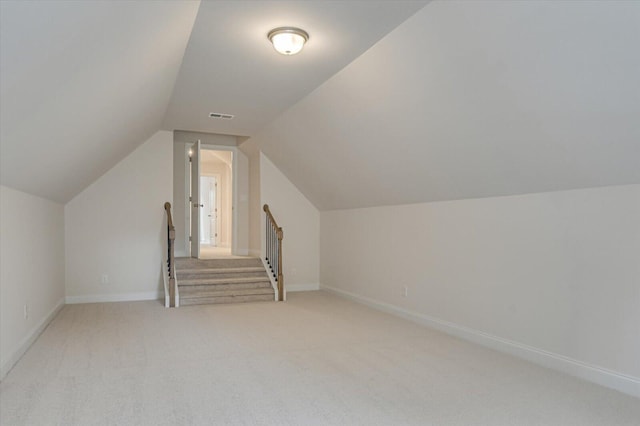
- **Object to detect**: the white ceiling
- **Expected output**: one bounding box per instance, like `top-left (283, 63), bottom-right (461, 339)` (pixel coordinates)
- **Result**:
top-left (162, 0), bottom-right (429, 136)
top-left (0, 0), bottom-right (200, 202)
top-left (247, 0), bottom-right (640, 210)
top-left (0, 0), bottom-right (428, 203)
top-left (2, 0), bottom-right (639, 210)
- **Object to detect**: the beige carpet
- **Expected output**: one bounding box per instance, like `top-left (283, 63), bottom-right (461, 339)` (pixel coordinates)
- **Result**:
top-left (198, 245), bottom-right (237, 259)
top-left (1, 291), bottom-right (638, 425)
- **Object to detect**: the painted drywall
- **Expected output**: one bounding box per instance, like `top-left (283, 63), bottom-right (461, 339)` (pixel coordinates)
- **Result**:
top-left (235, 149), bottom-right (250, 256)
top-left (249, 0), bottom-right (640, 210)
top-left (163, 1), bottom-right (428, 136)
top-left (321, 184), bottom-right (640, 391)
top-left (172, 140), bottom-right (189, 256)
top-left (65, 131), bottom-right (173, 302)
top-left (248, 149), bottom-right (261, 257)
top-left (260, 153), bottom-right (319, 291)
top-left (1, 1), bottom-right (199, 202)
top-left (173, 131), bottom-right (237, 147)
top-left (0, 186), bottom-right (65, 378)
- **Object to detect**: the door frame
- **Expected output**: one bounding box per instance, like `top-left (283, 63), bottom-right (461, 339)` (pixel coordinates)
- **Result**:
top-left (183, 144), bottom-right (191, 255)
top-left (184, 143), bottom-right (238, 257)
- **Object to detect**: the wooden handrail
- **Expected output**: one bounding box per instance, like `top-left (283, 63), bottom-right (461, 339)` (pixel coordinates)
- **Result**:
top-left (164, 202), bottom-right (176, 307)
top-left (263, 204), bottom-right (284, 301)
top-left (263, 204), bottom-right (280, 230)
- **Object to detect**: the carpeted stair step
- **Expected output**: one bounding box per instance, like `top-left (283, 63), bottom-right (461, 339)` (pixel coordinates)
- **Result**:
top-left (178, 276), bottom-right (271, 286)
top-left (180, 292), bottom-right (275, 306)
top-left (178, 266), bottom-right (266, 274)
top-left (180, 287), bottom-right (274, 299)
top-left (177, 267), bottom-right (268, 280)
top-left (174, 256), bottom-right (275, 306)
top-left (179, 281), bottom-right (272, 293)
top-left (175, 257), bottom-right (263, 269)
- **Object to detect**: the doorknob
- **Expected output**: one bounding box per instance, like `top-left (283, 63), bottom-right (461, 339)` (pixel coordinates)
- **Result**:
top-left (193, 203), bottom-right (203, 208)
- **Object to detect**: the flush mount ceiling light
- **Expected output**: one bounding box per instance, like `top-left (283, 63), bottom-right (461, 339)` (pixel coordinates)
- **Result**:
top-left (268, 27), bottom-right (309, 55)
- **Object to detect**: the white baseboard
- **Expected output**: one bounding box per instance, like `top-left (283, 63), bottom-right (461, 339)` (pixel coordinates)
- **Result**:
top-left (234, 248), bottom-right (249, 256)
top-left (321, 285), bottom-right (640, 398)
top-left (65, 291), bottom-right (163, 304)
top-left (287, 283), bottom-right (320, 292)
top-left (1, 297), bottom-right (65, 381)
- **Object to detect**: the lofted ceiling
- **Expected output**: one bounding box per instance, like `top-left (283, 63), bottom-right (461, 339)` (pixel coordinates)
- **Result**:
top-left (162, 0), bottom-right (429, 136)
top-left (0, 0), bottom-right (428, 203)
top-left (247, 0), bottom-right (640, 210)
top-left (2, 0), bottom-right (638, 209)
top-left (0, 0), bottom-right (200, 202)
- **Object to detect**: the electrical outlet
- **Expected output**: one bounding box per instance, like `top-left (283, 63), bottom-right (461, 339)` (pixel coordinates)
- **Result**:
top-left (403, 286), bottom-right (408, 297)
top-left (23, 304), bottom-right (28, 319)
top-left (101, 274), bottom-right (109, 285)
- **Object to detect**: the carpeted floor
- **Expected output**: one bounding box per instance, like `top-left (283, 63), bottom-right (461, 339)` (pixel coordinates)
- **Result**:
top-left (1, 291), bottom-right (638, 425)
top-left (199, 244), bottom-right (235, 259)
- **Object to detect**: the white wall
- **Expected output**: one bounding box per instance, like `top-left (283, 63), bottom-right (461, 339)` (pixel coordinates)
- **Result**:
top-left (173, 131), bottom-right (237, 148)
top-left (261, 153), bottom-right (319, 291)
top-left (321, 184), bottom-right (640, 395)
top-left (248, 149), bottom-right (261, 257)
top-left (65, 131), bottom-right (173, 303)
top-left (172, 140), bottom-right (189, 256)
top-left (235, 149), bottom-right (249, 256)
top-left (0, 186), bottom-right (65, 379)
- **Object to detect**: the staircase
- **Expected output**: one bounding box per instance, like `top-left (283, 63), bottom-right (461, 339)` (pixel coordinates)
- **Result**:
top-left (175, 257), bottom-right (275, 306)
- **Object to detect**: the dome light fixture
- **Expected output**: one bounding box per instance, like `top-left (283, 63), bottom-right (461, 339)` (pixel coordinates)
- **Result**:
top-left (268, 27), bottom-right (309, 55)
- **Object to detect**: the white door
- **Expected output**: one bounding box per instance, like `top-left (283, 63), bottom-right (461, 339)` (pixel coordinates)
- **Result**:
top-left (190, 140), bottom-right (201, 258)
top-left (199, 176), bottom-right (218, 246)
top-left (209, 177), bottom-right (218, 246)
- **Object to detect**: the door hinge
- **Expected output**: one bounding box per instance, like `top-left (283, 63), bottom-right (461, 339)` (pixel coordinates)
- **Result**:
top-left (189, 196), bottom-right (192, 202)
top-left (189, 236), bottom-right (192, 242)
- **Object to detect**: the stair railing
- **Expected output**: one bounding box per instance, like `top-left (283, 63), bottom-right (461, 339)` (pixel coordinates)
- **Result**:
top-left (263, 204), bottom-right (284, 301)
top-left (164, 202), bottom-right (176, 307)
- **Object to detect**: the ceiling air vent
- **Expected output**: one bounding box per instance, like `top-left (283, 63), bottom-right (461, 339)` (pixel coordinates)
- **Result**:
top-left (209, 112), bottom-right (235, 120)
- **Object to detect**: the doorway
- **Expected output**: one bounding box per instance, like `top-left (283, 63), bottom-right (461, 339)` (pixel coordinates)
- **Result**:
top-left (188, 144), bottom-right (234, 258)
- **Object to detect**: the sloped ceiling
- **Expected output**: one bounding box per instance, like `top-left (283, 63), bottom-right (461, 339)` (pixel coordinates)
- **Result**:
top-left (0, 0), bottom-right (200, 202)
top-left (0, 0), bottom-right (428, 203)
top-left (247, 0), bottom-right (640, 210)
top-left (3, 1), bottom-right (638, 209)
top-left (162, 0), bottom-right (429, 136)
